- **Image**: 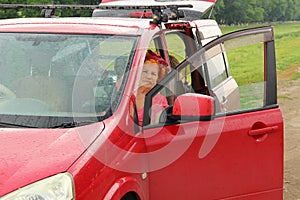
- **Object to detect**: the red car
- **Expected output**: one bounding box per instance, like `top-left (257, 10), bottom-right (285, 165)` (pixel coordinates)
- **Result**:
top-left (0, 1), bottom-right (283, 199)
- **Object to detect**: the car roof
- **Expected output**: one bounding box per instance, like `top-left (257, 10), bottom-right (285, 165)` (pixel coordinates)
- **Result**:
top-left (0, 17), bottom-right (155, 35)
top-left (0, 1), bottom-right (217, 35)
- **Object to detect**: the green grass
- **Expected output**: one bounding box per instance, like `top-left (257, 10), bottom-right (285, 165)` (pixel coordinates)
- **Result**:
top-left (292, 72), bottom-right (300, 80)
top-left (219, 22), bottom-right (300, 109)
top-left (221, 22), bottom-right (300, 74)
top-left (278, 94), bottom-right (293, 100)
top-left (226, 43), bottom-right (264, 86)
top-left (166, 22), bottom-right (300, 84)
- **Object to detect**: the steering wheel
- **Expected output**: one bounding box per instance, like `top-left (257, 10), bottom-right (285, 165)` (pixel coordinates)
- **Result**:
top-left (0, 84), bottom-right (16, 101)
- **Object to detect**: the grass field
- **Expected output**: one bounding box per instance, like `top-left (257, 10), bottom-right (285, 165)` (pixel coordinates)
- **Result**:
top-left (220, 22), bottom-right (300, 81)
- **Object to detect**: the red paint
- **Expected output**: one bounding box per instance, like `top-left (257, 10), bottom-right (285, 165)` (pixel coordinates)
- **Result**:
top-left (0, 8), bottom-right (283, 200)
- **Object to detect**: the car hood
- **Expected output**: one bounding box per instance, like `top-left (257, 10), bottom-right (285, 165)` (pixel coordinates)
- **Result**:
top-left (0, 122), bottom-right (104, 196)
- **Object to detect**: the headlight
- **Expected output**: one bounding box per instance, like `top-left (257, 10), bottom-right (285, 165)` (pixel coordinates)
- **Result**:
top-left (0, 173), bottom-right (74, 200)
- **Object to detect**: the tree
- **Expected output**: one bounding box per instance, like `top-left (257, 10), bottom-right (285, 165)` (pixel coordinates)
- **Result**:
top-left (218, 0), bottom-right (264, 24)
top-left (296, 0), bottom-right (300, 20)
top-left (210, 0), bottom-right (225, 24)
top-left (211, 0), bottom-right (300, 24)
top-left (0, 0), bottom-right (101, 18)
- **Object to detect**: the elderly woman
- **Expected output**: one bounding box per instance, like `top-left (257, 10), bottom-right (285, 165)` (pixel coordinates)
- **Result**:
top-left (136, 50), bottom-right (169, 126)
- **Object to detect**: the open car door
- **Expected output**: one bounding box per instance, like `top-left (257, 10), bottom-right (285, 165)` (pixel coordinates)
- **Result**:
top-left (142, 26), bottom-right (283, 199)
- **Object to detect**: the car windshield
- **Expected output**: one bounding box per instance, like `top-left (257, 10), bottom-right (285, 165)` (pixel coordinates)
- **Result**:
top-left (0, 33), bottom-right (137, 128)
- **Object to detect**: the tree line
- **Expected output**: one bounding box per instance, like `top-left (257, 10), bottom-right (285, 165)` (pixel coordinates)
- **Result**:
top-left (209, 0), bottom-right (300, 24)
top-left (0, 0), bottom-right (300, 24)
top-left (0, 0), bottom-right (101, 18)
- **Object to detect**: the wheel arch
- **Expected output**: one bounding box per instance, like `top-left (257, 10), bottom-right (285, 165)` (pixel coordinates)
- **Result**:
top-left (103, 176), bottom-right (147, 200)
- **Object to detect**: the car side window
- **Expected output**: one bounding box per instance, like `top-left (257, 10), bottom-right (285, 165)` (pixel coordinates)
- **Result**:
top-left (143, 31), bottom-right (210, 125)
top-left (138, 37), bottom-right (170, 126)
top-left (164, 31), bottom-right (202, 97)
top-left (200, 28), bottom-right (276, 115)
top-left (223, 43), bottom-right (265, 111)
top-left (141, 31), bottom-right (209, 126)
top-left (165, 31), bottom-right (187, 62)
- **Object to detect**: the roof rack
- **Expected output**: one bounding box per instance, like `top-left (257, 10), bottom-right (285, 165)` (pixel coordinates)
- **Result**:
top-left (0, 4), bottom-right (192, 11)
top-left (0, 3), bottom-right (193, 23)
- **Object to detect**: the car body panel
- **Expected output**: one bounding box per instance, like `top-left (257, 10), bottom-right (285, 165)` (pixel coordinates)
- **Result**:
top-left (0, 18), bottom-right (150, 35)
top-left (0, 122), bottom-right (104, 196)
top-left (67, 115), bottom-right (149, 200)
top-left (145, 108), bottom-right (283, 199)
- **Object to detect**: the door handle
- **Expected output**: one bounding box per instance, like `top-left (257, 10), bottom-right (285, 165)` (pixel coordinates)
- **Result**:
top-left (248, 126), bottom-right (278, 136)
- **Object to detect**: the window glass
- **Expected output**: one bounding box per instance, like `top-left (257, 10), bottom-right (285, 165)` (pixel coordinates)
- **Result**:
top-left (203, 32), bottom-right (269, 113)
top-left (144, 31), bottom-right (208, 125)
top-left (206, 51), bottom-right (228, 88)
top-left (0, 33), bottom-right (137, 128)
top-left (143, 38), bottom-right (170, 126)
top-left (146, 60), bottom-right (207, 125)
top-left (165, 32), bottom-right (186, 63)
top-left (226, 42), bottom-right (264, 110)
top-left (164, 31), bottom-right (194, 102)
top-left (148, 39), bottom-right (156, 52)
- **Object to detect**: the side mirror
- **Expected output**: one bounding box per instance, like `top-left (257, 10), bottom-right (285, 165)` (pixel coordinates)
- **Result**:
top-left (172, 93), bottom-right (215, 121)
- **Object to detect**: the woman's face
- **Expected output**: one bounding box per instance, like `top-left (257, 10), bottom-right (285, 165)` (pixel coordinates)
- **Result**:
top-left (139, 63), bottom-right (159, 88)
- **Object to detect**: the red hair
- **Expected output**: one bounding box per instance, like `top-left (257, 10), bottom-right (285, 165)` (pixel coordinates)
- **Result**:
top-left (144, 49), bottom-right (168, 81)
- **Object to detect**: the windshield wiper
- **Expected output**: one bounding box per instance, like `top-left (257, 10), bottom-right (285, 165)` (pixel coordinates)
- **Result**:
top-left (50, 121), bottom-right (98, 128)
top-left (0, 121), bottom-right (37, 128)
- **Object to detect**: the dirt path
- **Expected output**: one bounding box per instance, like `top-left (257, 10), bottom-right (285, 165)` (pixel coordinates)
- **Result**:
top-left (278, 66), bottom-right (300, 199)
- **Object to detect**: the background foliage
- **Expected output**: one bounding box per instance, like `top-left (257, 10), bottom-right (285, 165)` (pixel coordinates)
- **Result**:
top-left (0, 0), bottom-right (101, 18)
top-left (210, 0), bottom-right (300, 24)
top-left (0, 0), bottom-right (299, 23)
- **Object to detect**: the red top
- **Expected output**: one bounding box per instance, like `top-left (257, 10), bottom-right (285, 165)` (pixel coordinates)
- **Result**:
top-left (137, 94), bottom-right (168, 126)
